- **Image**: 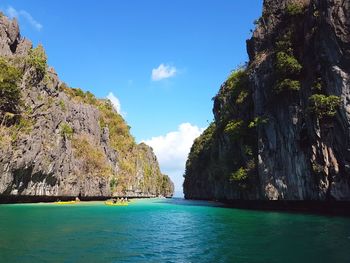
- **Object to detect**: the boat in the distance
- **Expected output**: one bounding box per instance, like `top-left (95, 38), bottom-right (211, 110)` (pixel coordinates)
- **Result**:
top-left (104, 201), bottom-right (129, 206)
top-left (55, 197), bottom-right (80, 205)
top-left (54, 201), bottom-right (77, 205)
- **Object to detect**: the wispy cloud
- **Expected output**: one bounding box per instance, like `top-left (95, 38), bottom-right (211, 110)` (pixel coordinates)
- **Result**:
top-left (151, 64), bottom-right (177, 81)
top-left (143, 123), bottom-right (205, 191)
top-left (5, 6), bottom-right (43, 31)
top-left (107, 92), bottom-right (126, 117)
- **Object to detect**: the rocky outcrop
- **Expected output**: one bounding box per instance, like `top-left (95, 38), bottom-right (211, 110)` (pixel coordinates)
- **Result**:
top-left (184, 0), bottom-right (350, 201)
top-left (0, 13), bottom-right (174, 199)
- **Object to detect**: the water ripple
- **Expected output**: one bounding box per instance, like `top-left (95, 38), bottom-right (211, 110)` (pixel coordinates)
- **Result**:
top-left (0, 199), bottom-right (350, 262)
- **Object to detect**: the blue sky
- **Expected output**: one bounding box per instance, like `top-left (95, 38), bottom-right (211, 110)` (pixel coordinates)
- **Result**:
top-left (1, 0), bottom-right (263, 193)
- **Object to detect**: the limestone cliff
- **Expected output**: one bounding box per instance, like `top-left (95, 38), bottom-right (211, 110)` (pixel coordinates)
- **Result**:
top-left (0, 14), bottom-right (174, 199)
top-left (184, 0), bottom-right (350, 201)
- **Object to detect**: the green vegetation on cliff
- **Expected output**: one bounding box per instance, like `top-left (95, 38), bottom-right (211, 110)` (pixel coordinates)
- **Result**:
top-left (230, 167), bottom-right (247, 182)
top-left (275, 51), bottom-right (302, 76)
top-left (273, 30), bottom-right (302, 94)
top-left (60, 83), bottom-right (135, 154)
top-left (309, 94), bottom-right (341, 118)
top-left (186, 122), bottom-right (216, 170)
top-left (185, 66), bottom-right (258, 197)
top-left (27, 45), bottom-right (47, 76)
top-left (0, 57), bottom-right (35, 146)
top-left (0, 58), bottom-right (22, 116)
top-left (98, 101), bottom-right (135, 154)
top-left (59, 84), bottom-right (98, 105)
top-left (286, 2), bottom-right (307, 16)
top-left (224, 120), bottom-right (244, 140)
top-left (275, 79), bottom-right (301, 93)
top-left (225, 69), bottom-right (250, 105)
top-left (248, 116), bottom-right (268, 129)
top-left (58, 82), bottom-right (173, 196)
top-left (60, 122), bottom-right (74, 139)
top-left (72, 134), bottom-right (112, 177)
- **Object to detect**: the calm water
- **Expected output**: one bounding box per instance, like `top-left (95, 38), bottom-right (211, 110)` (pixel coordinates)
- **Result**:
top-left (0, 198), bottom-right (349, 263)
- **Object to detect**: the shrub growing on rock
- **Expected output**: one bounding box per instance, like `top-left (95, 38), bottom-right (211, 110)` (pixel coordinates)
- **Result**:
top-left (59, 100), bottom-right (66, 111)
top-left (276, 32), bottom-right (293, 53)
top-left (230, 167), bottom-right (247, 182)
top-left (0, 58), bottom-right (22, 116)
top-left (27, 45), bottom-right (47, 76)
top-left (312, 78), bottom-right (322, 91)
top-left (274, 78), bottom-right (301, 93)
top-left (226, 69), bottom-right (248, 91)
top-left (60, 122), bottom-right (74, 139)
top-left (308, 94), bottom-right (341, 118)
top-left (109, 177), bottom-right (117, 191)
top-left (186, 123), bottom-right (216, 168)
top-left (273, 29), bottom-right (303, 95)
top-left (15, 116), bottom-right (33, 134)
top-left (248, 116), bottom-right (269, 128)
top-left (224, 119), bottom-right (244, 140)
top-left (276, 52), bottom-right (302, 76)
top-left (98, 100), bottom-right (135, 154)
top-left (72, 134), bottom-right (112, 177)
top-left (286, 2), bottom-right (306, 16)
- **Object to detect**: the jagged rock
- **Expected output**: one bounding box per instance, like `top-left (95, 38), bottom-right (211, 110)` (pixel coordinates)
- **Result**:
top-left (0, 14), bottom-right (20, 55)
top-left (15, 38), bottom-right (32, 56)
top-left (7, 18), bottom-right (19, 47)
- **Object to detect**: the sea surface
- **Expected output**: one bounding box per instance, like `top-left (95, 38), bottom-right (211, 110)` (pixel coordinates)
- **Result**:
top-left (0, 198), bottom-right (349, 263)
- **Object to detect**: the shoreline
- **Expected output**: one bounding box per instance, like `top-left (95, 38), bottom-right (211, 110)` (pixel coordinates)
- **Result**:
top-left (0, 195), bottom-right (172, 204)
top-left (186, 198), bottom-right (350, 216)
top-left (2, 195), bottom-right (349, 217)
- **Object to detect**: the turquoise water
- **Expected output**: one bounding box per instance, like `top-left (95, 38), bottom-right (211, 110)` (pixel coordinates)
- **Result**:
top-left (0, 199), bottom-right (349, 263)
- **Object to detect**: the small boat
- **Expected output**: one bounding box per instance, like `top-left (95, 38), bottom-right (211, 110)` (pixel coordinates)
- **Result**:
top-left (104, 201), bottom-right (128, 206)
top-left (55, 201), bottom-right (77, 205)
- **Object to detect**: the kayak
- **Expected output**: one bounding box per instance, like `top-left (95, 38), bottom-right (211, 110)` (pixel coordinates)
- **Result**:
top-left (55, 201), bottom-right (77, 205)
top-left (104, 201), bottom-right (129, 206)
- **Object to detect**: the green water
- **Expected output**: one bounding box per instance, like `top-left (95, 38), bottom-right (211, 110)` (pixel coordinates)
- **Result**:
top-left (0, 199), bottom-right (349, 263)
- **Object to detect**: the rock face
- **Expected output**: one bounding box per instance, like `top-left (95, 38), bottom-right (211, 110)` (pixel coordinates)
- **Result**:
top-left (184, 0), bottom-right (350, 201)
top-left (0, 13), bottom-right (174, 199)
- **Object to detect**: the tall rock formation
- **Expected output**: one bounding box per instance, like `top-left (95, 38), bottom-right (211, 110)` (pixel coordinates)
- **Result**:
top-left (184, 0), bottom-right (350, 201)
top-left (0, 13), bottom-right (174, 200)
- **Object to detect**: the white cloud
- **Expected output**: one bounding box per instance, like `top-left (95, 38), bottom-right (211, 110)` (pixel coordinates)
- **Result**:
top-left (5, 6), bottom-right (43, 31)
top-left (6, 6), bottom-right (18, 18)
top-left (151, 64), bottom-right (177, 81)
top-left (143, 123), bottom-right (205, 191)
top-left (107, 92), bottom-right (124, 116)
